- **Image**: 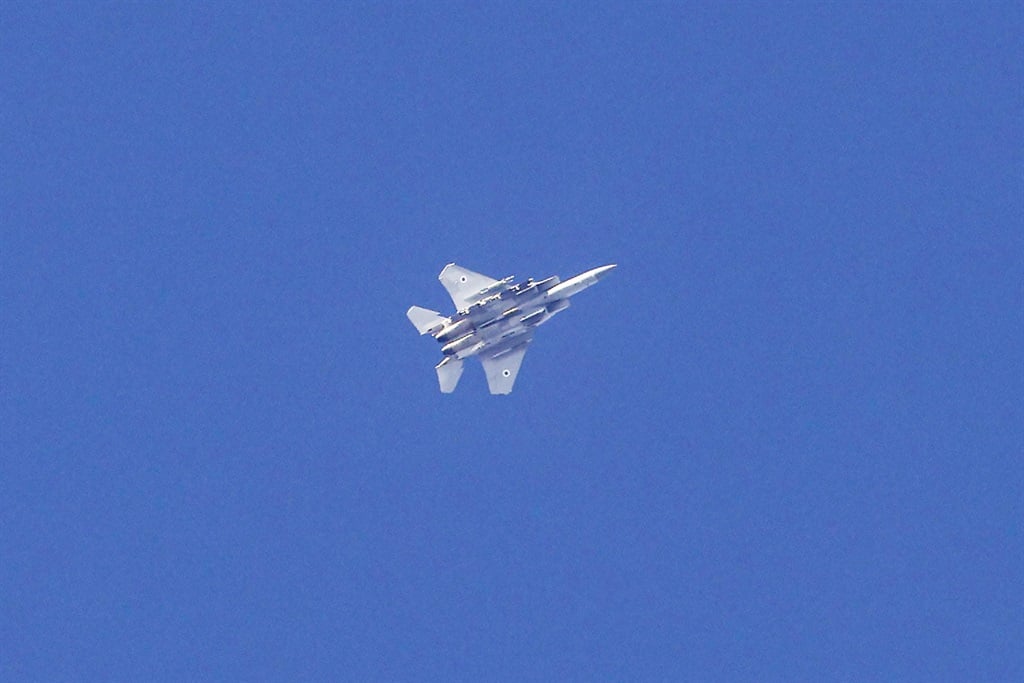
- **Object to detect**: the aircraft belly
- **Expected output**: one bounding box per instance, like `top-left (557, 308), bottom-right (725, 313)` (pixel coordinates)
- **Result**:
top-left (412, 262), bottom-right (615, 393)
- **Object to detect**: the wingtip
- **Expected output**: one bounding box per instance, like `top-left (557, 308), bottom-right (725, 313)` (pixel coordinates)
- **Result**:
top-left (438, 263), bottom-right (457, 280)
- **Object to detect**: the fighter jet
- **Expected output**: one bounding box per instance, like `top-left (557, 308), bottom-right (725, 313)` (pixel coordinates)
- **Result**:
top-left (407, 263), bottom-right (616, 394)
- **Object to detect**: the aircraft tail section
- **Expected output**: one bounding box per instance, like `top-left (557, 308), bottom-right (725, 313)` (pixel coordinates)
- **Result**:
top-left (407, 306), bottom-right (447, 335)
top-left (435, 357), bottom-right (464, 393)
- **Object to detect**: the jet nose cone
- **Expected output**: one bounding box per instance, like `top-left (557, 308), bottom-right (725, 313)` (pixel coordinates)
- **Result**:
top-left (593, 264), bottom-right (617, 280)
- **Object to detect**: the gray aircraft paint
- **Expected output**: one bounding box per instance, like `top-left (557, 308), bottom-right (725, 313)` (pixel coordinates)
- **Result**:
top-left (407, 263), bottom-right (616, 394)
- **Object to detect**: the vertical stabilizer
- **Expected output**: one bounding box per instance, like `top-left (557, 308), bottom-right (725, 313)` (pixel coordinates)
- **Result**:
top-left (435, 357), bottom-right (464, 393)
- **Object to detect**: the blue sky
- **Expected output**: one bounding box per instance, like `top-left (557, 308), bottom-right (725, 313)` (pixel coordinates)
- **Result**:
top-left (2, 2), bottom-right (1021, 679)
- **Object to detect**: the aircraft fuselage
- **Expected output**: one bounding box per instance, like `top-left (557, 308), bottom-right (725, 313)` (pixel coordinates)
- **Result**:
top-left (407, 263), bottom-right (615, 394)
top-left (437, 265), bottom-right (613, 360)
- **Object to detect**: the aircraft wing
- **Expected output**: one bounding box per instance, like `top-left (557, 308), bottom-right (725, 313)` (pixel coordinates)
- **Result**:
top-left (479, 340), bottom-right (530, 395)
top-left (439, 263), bottom-right (498, 308)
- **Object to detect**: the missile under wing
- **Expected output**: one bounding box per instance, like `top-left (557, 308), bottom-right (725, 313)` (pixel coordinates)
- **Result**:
top-left (407, 262), bottom-right (616, 394)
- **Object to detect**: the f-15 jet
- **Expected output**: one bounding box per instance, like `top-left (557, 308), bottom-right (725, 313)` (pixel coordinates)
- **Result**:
top-left (407, 263), bottom-right (616, 394)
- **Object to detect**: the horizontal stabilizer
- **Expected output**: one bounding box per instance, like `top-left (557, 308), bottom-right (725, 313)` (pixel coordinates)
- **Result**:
top-left (436, 357), bottom-right (464, 393)
top-left (407, 306), bottom-right (447, 335)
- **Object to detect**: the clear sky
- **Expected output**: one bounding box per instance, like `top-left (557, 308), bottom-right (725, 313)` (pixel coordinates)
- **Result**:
top-left (2, 2), bottom-right (1021, 680)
